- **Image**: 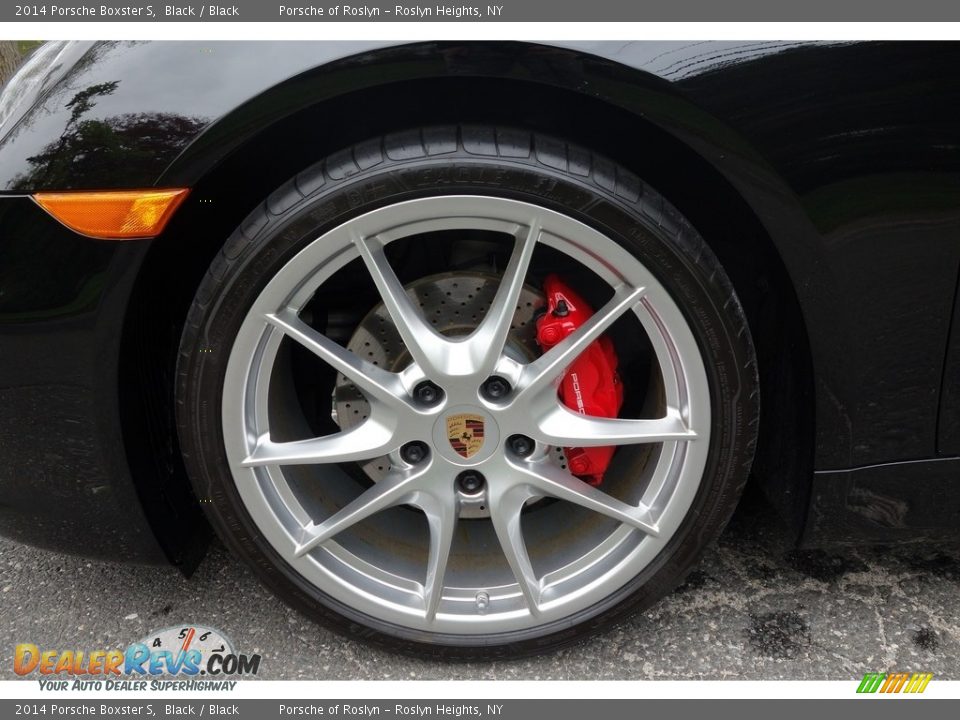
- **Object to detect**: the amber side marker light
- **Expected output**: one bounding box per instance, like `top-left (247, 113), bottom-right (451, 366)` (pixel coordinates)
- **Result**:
top-left (32, 188), bottom-right (190, 239)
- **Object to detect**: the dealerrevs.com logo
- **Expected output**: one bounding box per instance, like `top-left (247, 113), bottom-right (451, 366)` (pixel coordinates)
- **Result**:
top-left (14, 625), bottom-right (261, 691)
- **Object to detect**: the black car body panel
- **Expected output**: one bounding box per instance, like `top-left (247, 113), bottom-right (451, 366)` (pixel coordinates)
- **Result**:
top-left (0, 196), bottom-right (166, 562)
top-left (1, 40), bottom-right (958, 565)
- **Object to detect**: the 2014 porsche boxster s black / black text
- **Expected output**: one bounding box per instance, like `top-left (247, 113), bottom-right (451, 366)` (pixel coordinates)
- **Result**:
top-left (1, 40), bottom-right (958, 657)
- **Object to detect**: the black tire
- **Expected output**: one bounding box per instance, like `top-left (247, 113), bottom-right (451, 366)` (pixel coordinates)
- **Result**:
top-left (176, 126), bottom-right (759, 659)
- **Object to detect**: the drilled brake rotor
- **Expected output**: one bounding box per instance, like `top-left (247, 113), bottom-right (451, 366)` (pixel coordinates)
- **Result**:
top-left (333, 272), bottom-right (568, 517)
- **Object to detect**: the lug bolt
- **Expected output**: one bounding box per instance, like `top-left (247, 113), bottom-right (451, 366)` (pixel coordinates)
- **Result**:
top-left (401, 441), bottom-right (430, 464)
top-left (481, 376), bottom-right (511, 401)
top-left (456, 470), bottom-right (486, 495)
top-left (413, 381), bottom-right (443, 406)
top-left (507, 434), bottom-right (535, 457)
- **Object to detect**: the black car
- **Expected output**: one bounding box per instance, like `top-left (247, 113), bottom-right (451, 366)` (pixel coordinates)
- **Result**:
top-left (1, 40), bottom-right (958, 658)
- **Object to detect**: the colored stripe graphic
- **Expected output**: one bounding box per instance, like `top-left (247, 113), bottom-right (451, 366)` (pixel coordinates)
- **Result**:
top-left (857, 673), bottom-right (885, 693)
top-left (857, 672), bottom-right (932, 694)
top-left (909, 673), bottom-right (933, 693)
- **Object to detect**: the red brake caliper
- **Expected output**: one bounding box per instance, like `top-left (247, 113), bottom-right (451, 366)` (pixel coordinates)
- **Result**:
top-left (535, 274), bottom-right (624, 485)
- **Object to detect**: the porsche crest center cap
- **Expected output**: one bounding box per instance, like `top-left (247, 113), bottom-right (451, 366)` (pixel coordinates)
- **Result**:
top-left (433, 406), bottom-right (500, 466)
top-left (447, 413), bottom-right (485, 459)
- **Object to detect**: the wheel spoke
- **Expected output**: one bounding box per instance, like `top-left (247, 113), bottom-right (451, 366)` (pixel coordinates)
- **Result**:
top-left (488, 484), bottom-right (542, 616)
top-left (517, 284), bottom-right (645, 398)
top-left (535, 405), bottom-right (696, 447)
top-left (517, 460), bottom-right (660, 536)
top-left (292, 467), bottom-right (426, 557)
top-left (468, 220), bottom-right (541, 375)
top-left (353, 233), bottom-right (446, 376)
top-left (264, 310), bottom-right (408, 409)
top-left (241, 420), bottom-right (397, 467)
top-left (410, 491), bottom-right (459, 621)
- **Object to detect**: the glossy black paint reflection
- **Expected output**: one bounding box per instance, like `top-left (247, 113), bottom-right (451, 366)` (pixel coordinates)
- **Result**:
top-left (0, 41), bottom-right (386, 190)
top-left (9, 79), bottom-right (207, 191)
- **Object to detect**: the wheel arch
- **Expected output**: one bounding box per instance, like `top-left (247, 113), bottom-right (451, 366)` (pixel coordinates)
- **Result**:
top-left (120, 56), bottom-right (816, 567)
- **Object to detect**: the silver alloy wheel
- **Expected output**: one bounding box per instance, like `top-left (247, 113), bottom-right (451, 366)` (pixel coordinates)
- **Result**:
top-left (222, 195), bottom-right (711, 635)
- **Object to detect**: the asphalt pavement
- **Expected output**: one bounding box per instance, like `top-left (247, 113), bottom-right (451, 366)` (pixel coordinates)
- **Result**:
top-left (2, 488), bottom-right (958, 680)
